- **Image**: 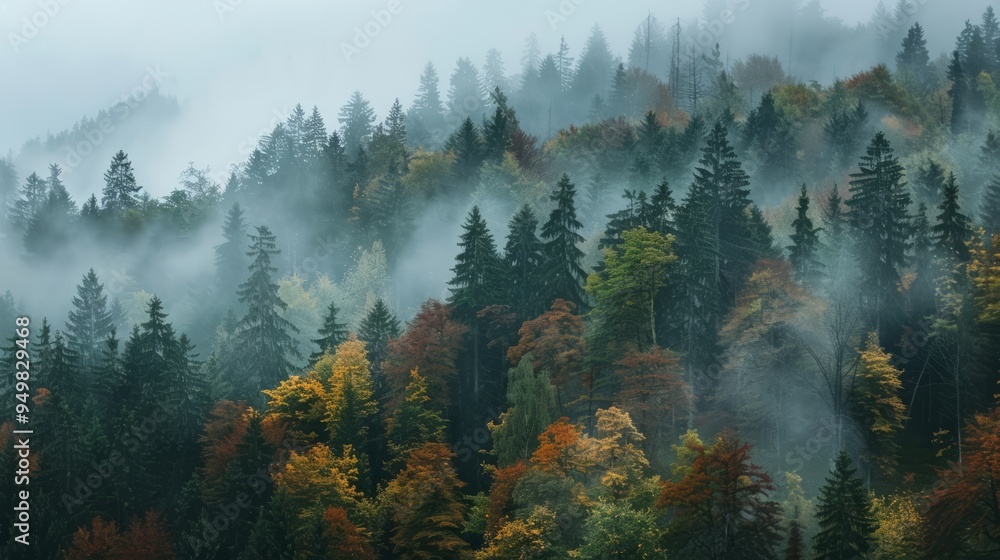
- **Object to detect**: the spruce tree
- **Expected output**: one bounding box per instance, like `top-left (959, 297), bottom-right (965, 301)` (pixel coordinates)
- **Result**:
top-left (358, 298), bottom-right (400, 401)
top-left (813, 451), bottom-right (876, 560)
top-left (65, 269), bottom-right (114, 390)
top-left (788, 185), bottom-right (823, 283)
top-left (408, 62), bottom-right (446, 148)
top-left (447, 56), bottom-right (487, 123)
top-left (311, 301), bottom-right (349, 364)
top-left (101, 150), bottom-right (142, 216)
top-left (448, 205), bottom-right (505, 401)
top-left (504, 204), bottom-right (545, 319)
top-left (909, 203), bottom-right (938, 321)
top-left (846, 132), bottom-right (911, 335)
top-left (216, 202), bottom-right (249, 293)
top-left (896, 23), bottom-right (930, 89)
top-left (540, 174), bottom-right (587, 309)
top-left (444, 117), bottom-right (484, 190)
top-left (385, 368), bottom-right (446, 472)
top-left (7, 172), bottom-right (48, 231)
top-left (785, 519), bottom-right (804, 560)
top-left (338, 91), bottom-right (376, 158)
top-left (234, 226), bottom-right (300, 402)
top-left (481, 88), bottom-right (519, 163)
top-left (913, 159), bottom-right (946, 207)
top-left (933, 172), bottom-right (972, 261)
top-left (981, 175), bottom-right (1000, 235)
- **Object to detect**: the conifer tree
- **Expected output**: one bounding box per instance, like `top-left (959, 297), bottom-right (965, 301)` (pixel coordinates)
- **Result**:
top-left (65, 269), bottom-right (114, 389)
top-left (913, 159), bottom-right (946, 207)
top-left (540, 174), bottom-right (587, 309)
top-left (101, 150), bottom-right (142, 216)
top-left (311, 302), bottom-right (349, 365)
top-left (788, 185), bottom-right (823, 283)
top-left (385, 368), bottom-right (446, 472)
top-left (408, 62), bottom-right (446, 148)
top-left (813, 451), bottom-right (876, 560)
top-left (338, 91), bottom-right (376, 158)
top-left (846, 132), bottom-right (911, 335)
top-left (448, 205), bottom-right (505, 401)
top-left (444, 117), bottom-right (484, 189)
top-left (948, 49), bottom-right (969, 135)
top-left (504, 204), bottom-right (545, 319)
top-left (447, 56), bottom-right (487, 123)
top-left (481, 88), bottom-right (519, 163)
top-left (234, 226), bottom-right (300, 401)
top-left (909, 203), bottom-right (938, 321)
top-left (215, 202), bottom-right (249, 293)
top-left (896, 23), bottom-right (930, 89)
top-left (981, 174), bottom-right (1000, 236)
top-left (932, 172), bottom-right (972, 262)
top-left (358, 298), bottom-right (400, 380)
top-left (7, 172), bottom-right (48, 231)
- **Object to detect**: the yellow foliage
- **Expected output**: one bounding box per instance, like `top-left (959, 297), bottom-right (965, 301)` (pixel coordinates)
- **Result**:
top-left (871, 492), bottom-right (923, 560)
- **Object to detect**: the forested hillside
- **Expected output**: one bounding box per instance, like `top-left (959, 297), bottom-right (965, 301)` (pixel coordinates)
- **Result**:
top-left (2, 2), bottom-right (1000, 559)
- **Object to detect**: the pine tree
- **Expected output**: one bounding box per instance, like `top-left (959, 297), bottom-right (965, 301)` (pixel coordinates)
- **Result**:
top-left (338, 91), bottom-right (376, 158)
top-left (311, 302), bottom-right (349, 365)
top-left (385, 368), bottom-right (446, 472)
top-left (846, 132), bottom-right (911, 336)
top-left (447, 56), bottom-right (486, 123)
top-left (896, 23), bottom-right (930, 89)
top-left (504, 204), bottom-right (545, 320)
top-left (813, 451), bottom-right (876, 560)
top-left (101, 150), bottom-right (142, 216)
top-left (981, 175), bottom-right (1000, 235)
top-left (788, 185), bottom-right (823, 283)
top-left (540, 174), bottom-right (587, 309)
top-left (444, 117), bottom-right (484, 190)
top-left (65, 268), bottom-right (114, 391)
top-left (932, 172), bottom-right (972, 262)
top-left (215, 202), bottom-right (249, 294)
top-left (234, 226), bottom-right (300, 402)
top-left (449, 206), bottom-right (505, 402)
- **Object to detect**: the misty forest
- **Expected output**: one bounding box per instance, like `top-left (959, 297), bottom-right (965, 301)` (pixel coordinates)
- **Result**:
top-left (4, 1), bottom-right (1000, 559)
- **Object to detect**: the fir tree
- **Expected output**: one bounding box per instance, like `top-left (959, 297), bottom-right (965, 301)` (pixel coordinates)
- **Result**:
top-left (385, 368), bottom-right (446, 472)
top-left (788, 185), bottom-right (823, 283)
top-left (504, 204), bottom-right (545, 319)
top-left (813, 451), bottom-right (876, 560)
top-left (540, 174), bottom-right (587, 309)
top-left (215, 202), bottom-right (249, 294)
top-left (913, 159), bottom-right (946, 207)
top-left (948, 49), bottom-right (969, 135)
top-left (846, 132), bottom-right (911, 336)
top-left (408, 62), bottom-right (446, 148)
top-left (447, 56), bottom-right (487, 123)
top-left (65, 268), bottom-right (114, 390)
top-left (7, 172), bottom-right (48, 231)
top-left (481, 88), bottom-right (519, 163)
top-left (234, 226), bottom-right (300, 402)
top-left (896, 23), bottom-right (930, 89)
top-left (311, 301), bottom-right (349, 365)
top-left (338, 91), bottom-right (376, 158)
top-left (444, 117), bottom-right (485, 190)
top-left (932, 172), bottom-right (973, 262)
top-left (101, 150), bottom-right (142, 216)
top-left (358, 298), bottom-right (400, 400)
top-left (785, 519), bottom-right (804, 560)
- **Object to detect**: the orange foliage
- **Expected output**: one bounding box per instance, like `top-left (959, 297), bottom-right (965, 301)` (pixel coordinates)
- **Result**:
top-left (615, 347), bottom-right (689, 447)
top-left (508, 299), bottom-right (586, 389)
top-left (924, 406), bottom-right (1000, 556)
top-left (485, 461), bottom-right (528, 540)
top-left (383, 299), bottom-right (467, 410)
top-left (322, 506), bottom-right (377, 560)
top-left (199, 400), bottom-right (250, 483)
top-left (65, 510), bottom-right (175, 560)
top-left (530, 417), bottom-right (583, 475)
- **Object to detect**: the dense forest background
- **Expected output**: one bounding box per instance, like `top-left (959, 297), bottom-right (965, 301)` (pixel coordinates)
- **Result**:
top-left (2, 1), bottom-right (1000, 558)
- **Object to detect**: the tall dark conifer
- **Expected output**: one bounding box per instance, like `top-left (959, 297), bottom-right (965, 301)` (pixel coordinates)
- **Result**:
top-left (932, 172), bottom-right (972, 261)
top-left (234, 226), bottom-right (299, 401)
top-left (813, 452), bottom-right (876, 560)
top-left (215, 202), bottom-right (249, 294)
top-left (310, 301), bottom-right (349, 364)
top-left (788, 185), bottom-right (823, 283)
top-left (540, 174), bottom-right (587, 308)
top-left (65, 269), bottom-right (113, 391)
top-left (504, 204), bottom-right (545, 320)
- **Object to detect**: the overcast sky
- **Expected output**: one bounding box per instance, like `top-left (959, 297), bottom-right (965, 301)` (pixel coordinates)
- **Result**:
top-left (2, 0), bottom-right (993, 196)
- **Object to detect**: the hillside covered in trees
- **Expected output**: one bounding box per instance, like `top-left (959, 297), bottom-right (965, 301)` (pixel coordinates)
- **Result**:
top-left (3, 1), bottom-right (1000, 558)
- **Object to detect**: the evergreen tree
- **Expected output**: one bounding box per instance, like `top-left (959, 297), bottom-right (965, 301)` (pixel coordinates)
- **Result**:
top-left (504, 204), bottom-right (545, 320)
top-left (7, 172), bottom-right (48, 231)
top-left (540, 174), bottom-right (587, 309)
top-left (234, 226), bottom-right (300, 402)
top-left (785, 519), bottom-right (804, 560)
top-left (385, 368), bottom-right (446, 472)
top-left (358, 298), bottom-right (400, 398)
top-left (481, 88), bottom-right (519, 163)
top-left (447, 56), bottom-right (487, 123)
top-left (338, 91), bottom-right (376, 158)
top-left (981, 174), bottom-right (1000, 235)
top-left (408, 62), bottom-right (446, 148)
top-left (101, 150), bottom-right (142, 216)
top-left (483, 48), bottom-right (509, 93)
top-left (913, 159), bottom-right (946, 207)
top-left (948, 49), bottom-right (969, 135)
top-left (24, 164), bottom-right (76, 256)
top-left (846, 132), bottom-right (911, 336)
top-left (788, 185), bottom-right (823, 283)
top-left (813, 451), bottom-right (876, 560)
top-left (741, 91), bottom-right (797, 181)
top-left (909, 203), bottom-right (938, 321)
top-left (448, 205), bottom-right (505, 401)
top-left (65, 268), bottom-right (114, 390)
top-left (932, 172), bottom-right (972, 261)
top-left (571, 25), bottom-right (615, 104)
top-left (215, 202), bottom-right (249, 294)
top-left (311, 302), bottom-right (349, 365)
top-left (896, 23), bottom-right (930, 89)
top-left (444, 117), bottom-right (485, 190)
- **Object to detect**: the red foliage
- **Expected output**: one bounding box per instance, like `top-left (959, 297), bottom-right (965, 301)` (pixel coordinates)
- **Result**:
top-left (65, 510), bottom-right (175, 560)
top-left (322, 507), bottom-right (377, 560)
top-left (924, 406), bottom-right (1000, 557)
top-left (508, 299), bottom-right (586, 393)
top-left (530, 417), bottom-right (583, 475)
top-left (615, 347), bottom-right (688, 447)
top-left (485, 461), bottom-right (528, 540)
top-left (199, 400), bottom-right (250, 483)
top-left (383, 299), bottom-right (467, 410)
